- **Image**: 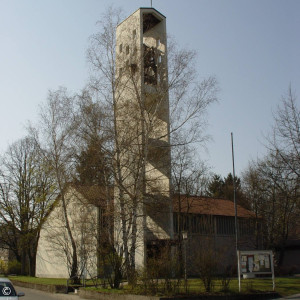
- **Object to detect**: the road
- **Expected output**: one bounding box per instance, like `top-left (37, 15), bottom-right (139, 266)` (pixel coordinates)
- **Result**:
top-left (14, 285), bottom-right (300, 300)
top-left (275, 296), bottom-right (300, 300)
top-left (14, 286), bottom-right (80, 300)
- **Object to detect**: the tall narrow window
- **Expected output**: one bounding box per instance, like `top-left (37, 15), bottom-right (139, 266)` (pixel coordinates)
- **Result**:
top-left (158, 55), bottom-right (162, 64)
top-left (119, 44), bottom-right (123, 53)
top-left (156, 38), bottom-right (161, 47)
top-left (126, 45), bottom-right (129, 55)
top-left (133, 29), bottom-right (137, 38)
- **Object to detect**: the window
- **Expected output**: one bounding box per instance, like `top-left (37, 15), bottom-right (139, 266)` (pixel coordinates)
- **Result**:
top-left (173, 213), bottom-right (214, 234)
top-left (216, 216), bottom-right (235, 235)
top-left (239, 218), bottom-right (255, 236)
top-left (119, 44), bottom-right (123, 53)
top-left (133, 29), bottom-right (137, 38)
top-left (130, 63), bottom-right (137, 74)
top-left (119, 68), bottom-right (123, 76)
top-left (126, 45), bottom-right (129, 55)
top-left (0, 282), bottom-right (17, 296)
top-left (144, 44), bottom-right (157, 85)
top-left (133, 47), bottom-right (137, 56)
top-left (156, 38), bottom-right (161, 47)
top-left (158, 55), bottom-right (162, 64)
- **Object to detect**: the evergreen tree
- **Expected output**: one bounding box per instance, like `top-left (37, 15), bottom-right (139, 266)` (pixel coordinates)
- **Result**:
top-left (207, 173), bottom-right (246, 206)
top-left (75, 137), bottom-right (110, 186)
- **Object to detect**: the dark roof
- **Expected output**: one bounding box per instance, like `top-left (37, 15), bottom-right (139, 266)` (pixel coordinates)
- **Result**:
top-left (117, 7), bottom-right (165, 28)
top-left (173, 195), bottom-right (255, 218)
top-left (139, 7), bottom-right (166, 18)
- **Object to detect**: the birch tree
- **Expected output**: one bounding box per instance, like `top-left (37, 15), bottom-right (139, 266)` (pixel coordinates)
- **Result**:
top-left (86, 6), bottom-right (218, 283)
top-left (34, 87), bottom-right (81, 282)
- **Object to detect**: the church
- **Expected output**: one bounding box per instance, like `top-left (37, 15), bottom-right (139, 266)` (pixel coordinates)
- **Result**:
top-left (35, 7), bottom-right (258, 279)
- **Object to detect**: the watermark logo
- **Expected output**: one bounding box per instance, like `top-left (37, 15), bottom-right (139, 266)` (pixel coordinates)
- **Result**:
top-left (2, 286), bottom-right (11, 296)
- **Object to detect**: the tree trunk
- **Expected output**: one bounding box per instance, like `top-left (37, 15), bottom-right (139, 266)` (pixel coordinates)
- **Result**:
top-left (27, 236), bottom-right (39, 277)
top-left (61, 193), bottom-right (79, 283)
top-left (20, 247), bottom-right (27, 275)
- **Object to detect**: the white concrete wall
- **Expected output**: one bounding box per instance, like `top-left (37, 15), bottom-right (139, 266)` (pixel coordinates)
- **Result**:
top-left (115, 8), bottom-right (173, 269)
top-left (36, 188), bottom-right (98, 278)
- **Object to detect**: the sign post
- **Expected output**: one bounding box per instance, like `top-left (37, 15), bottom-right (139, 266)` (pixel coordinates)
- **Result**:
top-left (237, 250), bottom-right (275, 292)
top-left (237, 250), bottom-right (241, 292)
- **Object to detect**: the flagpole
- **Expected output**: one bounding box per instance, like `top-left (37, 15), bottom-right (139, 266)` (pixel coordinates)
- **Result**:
top-left (231, 132), bottom-right (238, 252)
top-left (231, 132), bottom-right (240, 291)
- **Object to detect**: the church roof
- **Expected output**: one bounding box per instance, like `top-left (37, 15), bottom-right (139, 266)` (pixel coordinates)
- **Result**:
top-left (173, 195), bottom-right (256, 218)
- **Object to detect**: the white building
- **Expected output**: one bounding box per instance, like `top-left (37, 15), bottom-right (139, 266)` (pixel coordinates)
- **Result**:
top-left (36, 186), bottom-right (100, 278)
top-left (36, 7), bottom-right (174, 278)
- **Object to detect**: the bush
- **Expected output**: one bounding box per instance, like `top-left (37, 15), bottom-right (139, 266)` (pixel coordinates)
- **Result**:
top-left (0, 259), bottom-right (8, 275)
top-left (7, 260), bottom-right (21, 275)
top-left (194, 248), bottom-right (216, 292)
top-left (277, 265), bottom-right (299, 276)
top-left (139, 259), bottom-right (160, 295)
top-left (220, 265), bottom-right (234, 292)
top-left (139, 246), bottom-right (182, 296)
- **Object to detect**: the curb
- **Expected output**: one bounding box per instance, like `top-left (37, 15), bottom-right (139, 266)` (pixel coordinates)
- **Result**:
top-left (79, 289), bottom-right (280, 300)
top-left (10, 279), bottom-right (66, 294)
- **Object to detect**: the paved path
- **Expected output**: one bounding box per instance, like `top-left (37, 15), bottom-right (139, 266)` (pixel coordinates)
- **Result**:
top-left (15, 286), bottom-right (80, 300)
top-left (15, 285), bottom-right (300, 300)
top-left (276, 295), bottom-right (300, 300)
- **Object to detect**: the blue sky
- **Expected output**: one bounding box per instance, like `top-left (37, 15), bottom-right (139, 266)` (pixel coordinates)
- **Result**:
top-left (0, 0), bottom-right (299, 177)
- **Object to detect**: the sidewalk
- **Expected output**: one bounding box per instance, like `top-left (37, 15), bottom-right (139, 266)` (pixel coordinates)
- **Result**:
top-left (15, 286), bottom-right (80, 300)
top-left (274, 294), bottom-right (300, 300)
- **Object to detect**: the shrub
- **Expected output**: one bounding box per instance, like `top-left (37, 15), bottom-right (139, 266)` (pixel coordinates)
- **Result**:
top-left (220, 265), bottom-right (234, 292)
top-left (192, 238), bottom-right (219, 293)
top-left (139, 245), bottom-right (182, 296)
top-left (0, 259), bottom-right (8, 275)
top-left (7, 260), bottom-right (21, 275)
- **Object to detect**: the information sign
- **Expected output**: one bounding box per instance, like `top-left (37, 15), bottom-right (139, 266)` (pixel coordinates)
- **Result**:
top-left (237, 250), bottom-right (275, 292)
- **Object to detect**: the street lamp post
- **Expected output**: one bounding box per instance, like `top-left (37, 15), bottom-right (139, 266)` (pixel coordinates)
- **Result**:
top-left (182, 231), bottom-right (188, 293)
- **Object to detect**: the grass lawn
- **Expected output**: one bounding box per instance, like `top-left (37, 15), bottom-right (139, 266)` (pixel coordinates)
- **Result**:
top-left (184, 277), bottom-right (300, 296)
top-left (7, 275), bottom-right (300, 297)
top-left (8, 276), bottom-right (68, 285)
top-left (85, 277), bottom-right (300, 297)
top-left (7, 275), bottom-right (103, 287)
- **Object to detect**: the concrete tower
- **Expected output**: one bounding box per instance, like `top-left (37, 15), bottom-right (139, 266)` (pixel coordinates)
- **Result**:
top-left (115, 8), bottom-right (173, 267)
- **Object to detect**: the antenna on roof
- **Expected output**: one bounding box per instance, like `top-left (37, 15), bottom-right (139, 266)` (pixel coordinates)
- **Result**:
top-left (151, 0), bottom-right (153, 7)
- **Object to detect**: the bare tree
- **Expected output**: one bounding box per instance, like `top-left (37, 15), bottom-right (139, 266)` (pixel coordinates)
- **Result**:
top-left (265, 87), bottom-right (300, 260)
top-left (33, 87), bottom-right (81, 282)
top-left (243, 151), bottom-right (299, 260)
top-left (86, 6), bottom-right (218, 284)
top-left (0, 137), bottom-right (55, 276)
top-left (268, 86), bottom-right (300, 179)
top-left (74, 92), bottom-right (116, 285)
top-left (171, 144), bottom-right (210, 275)
top-left (172, 145), bottom-right (210, 197)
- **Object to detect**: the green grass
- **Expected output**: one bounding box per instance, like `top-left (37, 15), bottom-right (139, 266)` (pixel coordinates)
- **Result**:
top-left (187, 277), bottom-right (300, 296)
top-left (84, 286), bottom-right (126, 294)
top-left (8, 275), bottom-right (104, 287)
top-left (8, 276), bottom-right (68, 286)
top-left (84, 277), bottom-right (300, 297)
top-left (270, 277), bottom-right (300, 296)
top-left (7, 276), bottom-right (300, 297)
